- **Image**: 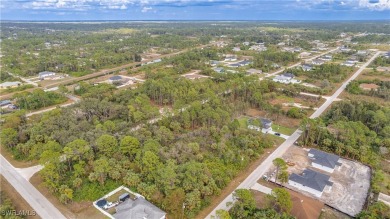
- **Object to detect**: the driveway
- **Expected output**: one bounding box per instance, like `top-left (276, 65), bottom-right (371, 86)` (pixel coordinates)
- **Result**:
top-left (266, 130), bottom-right (290, 140)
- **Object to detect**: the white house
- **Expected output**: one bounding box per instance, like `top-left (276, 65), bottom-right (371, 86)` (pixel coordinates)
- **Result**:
top-left (248, 118), bottom-right (272, 133)
top-left (0, 81), bottom-right (22, 89)
top-left (273, 73), bottom-right (295, 84)
top-left (299, 52), bottom-right (311, 58)
top-left (301, 64), bottom-right (313, 71)
top-left (224, 55), bottom-right (237, 62)
top-left (341, 60), bottom-right (356, 67)
top-left (312, 59), bottom-right (325, 65)
top-left (246, 69), bottom-right (262, 75)
top-left (308, 149), bottom-right (342, 173)
top-left (289, 169), bottom-right (333, 197)
top-left (213, 67), bottom-right (224, 73)
top-left (357, 50), bottom-right (367, 56)
top-left (113, 196), bottom-right (166, 219)
top-left (38, 71), bottom-right (56, 79)
top-left (232, 47), bottom-right (241, 52)
top-left (321, 55), bottom-right (332, 61)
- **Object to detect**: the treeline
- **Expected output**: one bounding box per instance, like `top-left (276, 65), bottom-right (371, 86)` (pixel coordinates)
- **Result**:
top-left (13, 89), bottom-right (68, 110)
top-left (253, 50), bottom-right (298, 72)
top-left (301, 101), bottom-right (389, 165)
top-left (352, 34), bottom-right (390, 44)
top-left (1, 75), bottom-right (282, 218)
top-left (289, 64), bottom-right (354, 83)
top-left (1, 26), bottom-right (199, 77)
top-left (216, 189), bottom-right (295, 219)
top-left (346, 80), bottom-right (390, 101)
top-left (372, 56), bottom-right (390, 67)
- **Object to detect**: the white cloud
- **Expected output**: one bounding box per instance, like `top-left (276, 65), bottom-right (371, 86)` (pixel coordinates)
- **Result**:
top-left (6, 0), bottom-right (390, 12)
top-left (358, 0), bottom-right (390, 10)
top-left (141, 6), bottom-right (152, 12)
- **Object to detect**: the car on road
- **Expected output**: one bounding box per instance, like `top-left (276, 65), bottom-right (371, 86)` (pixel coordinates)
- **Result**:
top-left (274, 132), bottom-right (281, 136)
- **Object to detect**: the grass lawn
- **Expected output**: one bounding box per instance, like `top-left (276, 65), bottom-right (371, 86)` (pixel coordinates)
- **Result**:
top-left (265, 134), bottom-right (286, 146)
top-left (271, 124), bottom-right (295, 135)
top-left (237, 116), bottom-right (248, 128)
top-left (105, 189), bottom-right (130, 203)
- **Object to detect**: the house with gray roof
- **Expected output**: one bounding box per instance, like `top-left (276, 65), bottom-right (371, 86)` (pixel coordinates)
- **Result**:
top-left (301, 64), bottom-right (313, 71)
top-left (0, 81), bottom-right (22, 89)
top-left (113, 196), bottom-right (166, 219)
top-left (246, 69), bottom-right (262, 75)
top-left (213, 67), bottom-right (225, 73)
top-left (248, 117), bottom-right (272, 133)
top-left (273, 73), bottom-right (295, 84)
top-left (38, 71), bottom-right (56, 79)
top-left (109, 76), bottom-right (123, 84)
top-left (308, 149), bottom-right (342, 173)
top-left (289, 169), bottom-right (333, 197)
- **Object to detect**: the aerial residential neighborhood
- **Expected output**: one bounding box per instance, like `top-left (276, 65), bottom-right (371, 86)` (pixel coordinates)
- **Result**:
top-left (0, 1), bottom-right (390, 219)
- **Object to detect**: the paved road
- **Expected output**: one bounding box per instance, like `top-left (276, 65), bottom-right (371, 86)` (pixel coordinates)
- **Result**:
top-left (310, 51), bottom-right (381, 119)
top-left (26, 101), bottom-right (77, 117)
top-left (205, 129), bottom-right (303, 218)
top-left (205, 51), bottom-right (381, 218)
top-left (0, 155), bottom-right (67, 219)
top-left (263, 47), bottom-right (339, 79)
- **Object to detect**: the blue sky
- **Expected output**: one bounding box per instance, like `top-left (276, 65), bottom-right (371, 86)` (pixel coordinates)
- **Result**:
top-left (1, 0), bottom-right (390, 20)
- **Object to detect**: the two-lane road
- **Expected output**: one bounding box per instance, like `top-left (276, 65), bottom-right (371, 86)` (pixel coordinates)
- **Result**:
top-left (0, 155), bottom-right (67, 219)
top-left (205, 51), bottom-right (382, 218)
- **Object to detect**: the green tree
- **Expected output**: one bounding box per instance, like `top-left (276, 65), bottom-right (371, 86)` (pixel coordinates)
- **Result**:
top-left (96, 134), bottom-right (118, 157)
top-left (230, 189), bottom-right (256, 219)
top-left (273, 158), bottom-right (287, 184)
top-left (356, 201), bottom-right (390, 219)
top-left (278, 170), bottom-right (289, 184)
top-left (120, 136), bottom-right (140, 158)
top-left (268, 188), bottom-right (293, 213)
top-left (216, 209), bottom-right (232, 219)
top-left (0, 128), bottom-right (18, 147)
top-left (163, 188), bottom-right (186, 219)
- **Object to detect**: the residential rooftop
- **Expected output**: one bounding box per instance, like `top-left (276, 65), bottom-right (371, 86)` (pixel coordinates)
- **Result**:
top-left (308, 149), bottom-right (341, 169)
top-left (289, 168), bottom-right (333, 192)
top-left (113, 197), bottom-right (166, 219)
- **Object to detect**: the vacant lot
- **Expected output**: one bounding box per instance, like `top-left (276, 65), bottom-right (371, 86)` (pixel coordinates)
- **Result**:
top-left (245, 108), bottom-right (301, 129)
top-left (30, 173), bottom-right (104, 219)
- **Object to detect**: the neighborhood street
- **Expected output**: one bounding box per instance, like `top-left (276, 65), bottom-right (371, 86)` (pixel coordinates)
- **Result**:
top-left (205, 51), bottom-right (382, 218)
top-left (263, 47), bottom-right (340, 79)
top-left (0, 155), bottom-right (67, 219)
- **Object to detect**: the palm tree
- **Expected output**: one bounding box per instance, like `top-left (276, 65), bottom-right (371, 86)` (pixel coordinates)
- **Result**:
top-left (273, 158), bottom-right (287, 184)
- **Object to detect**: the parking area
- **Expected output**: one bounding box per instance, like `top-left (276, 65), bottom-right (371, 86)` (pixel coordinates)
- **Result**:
top-left (265, 146), bottom-right (371, 216)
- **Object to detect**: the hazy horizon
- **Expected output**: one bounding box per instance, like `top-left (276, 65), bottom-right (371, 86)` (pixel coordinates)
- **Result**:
top-left (2, 0), bottom-right (390, 21)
